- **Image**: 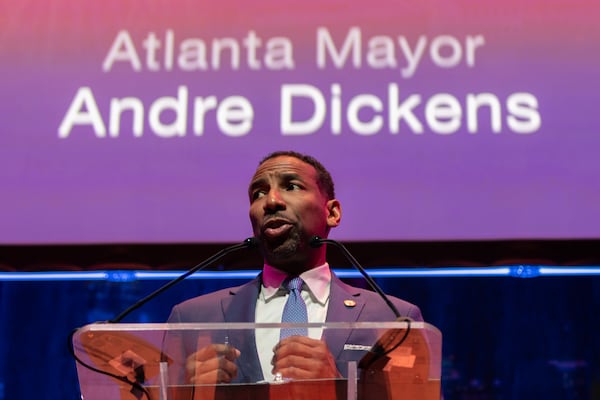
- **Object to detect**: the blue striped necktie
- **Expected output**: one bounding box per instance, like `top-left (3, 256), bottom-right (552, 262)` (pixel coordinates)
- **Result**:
top-left (280, 276), bottom-right (308, 339)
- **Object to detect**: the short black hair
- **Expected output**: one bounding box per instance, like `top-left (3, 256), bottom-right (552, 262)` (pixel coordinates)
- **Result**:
top-left (258, 151), bottom-right (336, 199)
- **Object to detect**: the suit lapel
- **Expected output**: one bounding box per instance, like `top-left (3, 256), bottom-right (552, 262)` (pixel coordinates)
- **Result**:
top-left (323, 274), bottom-right (366, 358)
top-left (222, 277), bottom-right (260, 323)
top-left (220, 276), bottom-right (264, 383)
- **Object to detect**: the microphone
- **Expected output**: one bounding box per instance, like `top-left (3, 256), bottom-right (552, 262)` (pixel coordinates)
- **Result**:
top-left (110, 237), bottom-right (259, 323)
top-left (309, 235), bottom-right (400, 318)
top-left (68, 238), bottom-right (259, 399)
top-left (310, 236), bottom-right (412, 369)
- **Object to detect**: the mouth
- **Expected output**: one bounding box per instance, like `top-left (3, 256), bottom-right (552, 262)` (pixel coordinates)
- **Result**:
top-left (261, 218), bottom-right (293, 239)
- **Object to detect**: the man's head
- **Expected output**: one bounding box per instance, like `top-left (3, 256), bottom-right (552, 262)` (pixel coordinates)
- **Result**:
top-left (248, 151), bottom-right (341, 274)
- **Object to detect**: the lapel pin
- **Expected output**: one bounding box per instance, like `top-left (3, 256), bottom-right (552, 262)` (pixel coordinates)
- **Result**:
top-left (343, 299), bottom-right (357, 308)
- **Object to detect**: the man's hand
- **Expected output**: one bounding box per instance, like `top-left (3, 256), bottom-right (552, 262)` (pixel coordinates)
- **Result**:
top-left (272, 336), bottom-right (340, 380)
top-left (186, 344), bottom-right (240, 384)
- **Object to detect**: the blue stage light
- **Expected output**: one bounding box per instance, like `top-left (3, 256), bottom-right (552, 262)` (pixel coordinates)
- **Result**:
top-left (1, 265), bottom-right (600, 282)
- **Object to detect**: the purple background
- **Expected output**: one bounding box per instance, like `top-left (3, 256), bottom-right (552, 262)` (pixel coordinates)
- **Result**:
top-left (1, 1), bottom-right (599, 244)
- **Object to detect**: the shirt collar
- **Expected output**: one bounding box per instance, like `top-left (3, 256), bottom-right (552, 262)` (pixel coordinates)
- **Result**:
top-left (261, 262), bottom-right (331, 305)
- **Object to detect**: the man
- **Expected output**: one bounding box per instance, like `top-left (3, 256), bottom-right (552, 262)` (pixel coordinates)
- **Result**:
top-left (166, 151), bottom-right (423, 384)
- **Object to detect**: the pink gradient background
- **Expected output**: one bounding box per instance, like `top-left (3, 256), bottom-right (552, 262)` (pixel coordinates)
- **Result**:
top-left (1, 0), bottom-right (599, 243)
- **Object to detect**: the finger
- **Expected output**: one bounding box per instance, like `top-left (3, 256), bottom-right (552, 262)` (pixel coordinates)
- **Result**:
top-left (275, 338), bottom-right (327, 359)
top-left (272, 365), bottom-right (313, 380)
top-left (190, 367), bottom-right (237, 384)
top-left (272, 338), bottom-right (340, 379)
top-left (222, 345), bottom-right (241, 362)
top-left (276, 335), bottom-right (324, 350)
top-left (187, 357), bottom-right (239, 384)
top-left (275, 343), bottom-right (314, 360)
top-left (273, 354), bottom-right (313, 371)
top-left (192, 344), bottom-right (240, 362)
top-left (193, 356), bottom-right (238, 376)
top-left (192, 344), bottom-right (221, 361)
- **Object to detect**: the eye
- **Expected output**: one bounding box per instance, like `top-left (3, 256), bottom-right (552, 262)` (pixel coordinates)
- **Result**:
top-left (286, 183), bottom-right (302, 191)
top-left (250, 189), bottom-right (266, 201)
top-left (250, 188), bottom-right (267, 201)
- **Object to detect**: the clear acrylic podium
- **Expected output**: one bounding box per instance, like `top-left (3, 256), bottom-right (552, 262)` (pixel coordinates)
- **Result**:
top-left (72, 321), bottom-right (442, 400)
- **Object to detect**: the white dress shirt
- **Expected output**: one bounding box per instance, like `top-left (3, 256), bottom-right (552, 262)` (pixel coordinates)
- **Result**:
top-left (254, 263), bottom-right (331, 381)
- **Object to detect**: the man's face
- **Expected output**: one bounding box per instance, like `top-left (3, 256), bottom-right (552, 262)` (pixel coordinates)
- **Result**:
top-left (248, 156), bottom-right (340, 271)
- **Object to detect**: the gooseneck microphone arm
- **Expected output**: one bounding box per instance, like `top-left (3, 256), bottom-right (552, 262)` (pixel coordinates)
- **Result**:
top-left (68, 238), bottom-right (258, 400)
top-left (110, 237), bottom-right (258, 323)
top-left (310, 236), bottom-right (401, 319)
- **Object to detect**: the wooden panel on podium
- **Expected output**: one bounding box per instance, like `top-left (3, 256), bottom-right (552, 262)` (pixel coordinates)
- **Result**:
top-left (359, 325), bottom-right (440, 400)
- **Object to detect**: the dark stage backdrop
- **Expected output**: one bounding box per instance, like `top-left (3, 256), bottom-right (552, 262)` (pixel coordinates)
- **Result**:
top-left (1, 273), bottom-right (599, 400)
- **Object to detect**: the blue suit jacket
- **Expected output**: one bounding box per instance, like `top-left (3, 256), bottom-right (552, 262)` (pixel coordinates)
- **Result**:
top-left (167, 272), bottom-right (423, 382)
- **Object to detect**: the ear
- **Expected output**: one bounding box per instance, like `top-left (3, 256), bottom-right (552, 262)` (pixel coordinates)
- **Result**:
top-left (326, 199), bottom-right (342, 228)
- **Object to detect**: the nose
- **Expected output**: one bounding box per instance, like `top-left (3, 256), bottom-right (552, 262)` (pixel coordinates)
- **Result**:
top-left (264, 188), bottom-right (286, 212)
